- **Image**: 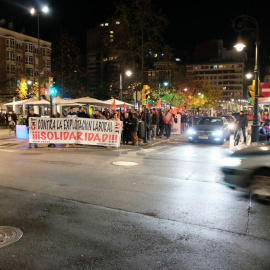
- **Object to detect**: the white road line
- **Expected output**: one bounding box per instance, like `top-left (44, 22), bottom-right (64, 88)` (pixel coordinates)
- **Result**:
top-left (0, 149), bottom-right (17, 152)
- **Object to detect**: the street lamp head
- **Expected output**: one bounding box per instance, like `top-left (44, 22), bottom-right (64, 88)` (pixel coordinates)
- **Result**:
top-left (184, 88), bottom-right (188, 92)
top-left (234, 42), bottom-right (246, 51)
top-left (245, 73), bottom-right (253, 79)
top-left (198, 92), bottom-right (201, 96)
top-left (42, 6), bottom-right (49, 13)
top-left (163, 82), bottom-right (169, 87)
top-left (125, 70), bottom-right (132, 77)
top-left (27, 80), bottom-right (32, 85)
top-left (30, 8), bottom-right (36, 15)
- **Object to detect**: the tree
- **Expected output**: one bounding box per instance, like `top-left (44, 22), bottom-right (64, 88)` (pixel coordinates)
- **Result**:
top-left (16, 77), bottom-right (28, 100)
top-left (106, 0), bottom-right (168, 89)
top-left (51, 29), bottom-right (87, 98)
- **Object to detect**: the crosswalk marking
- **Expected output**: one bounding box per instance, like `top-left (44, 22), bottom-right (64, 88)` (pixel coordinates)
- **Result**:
top-left (0, 149), bottom-right (17, 152)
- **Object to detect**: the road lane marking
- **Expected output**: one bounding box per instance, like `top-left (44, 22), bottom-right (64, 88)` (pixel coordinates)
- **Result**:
top-left (0, 149), bottom-right (17, 152)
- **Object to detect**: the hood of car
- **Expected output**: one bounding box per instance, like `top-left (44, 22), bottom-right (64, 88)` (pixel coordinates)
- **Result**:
top-left (194, 125), bottom-right (222, 131)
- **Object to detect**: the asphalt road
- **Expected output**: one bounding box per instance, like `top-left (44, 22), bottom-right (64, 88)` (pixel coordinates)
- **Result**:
top-left (0, 134), bottom-right (269, 270)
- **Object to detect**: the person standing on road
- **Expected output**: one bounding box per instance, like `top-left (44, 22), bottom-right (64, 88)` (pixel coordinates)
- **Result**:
top-left (26, 108), bottom-right (39, 148)
top-left (235, 110), bottom-right (248, 144)
top-left (123, 112), bottom-right (131, 145)
top-left (163, 109), bottom-right (173, 139)
top-left (130, 113), bottom-right (139, 146)
top-left (150, 108), bottom-right (158, 140)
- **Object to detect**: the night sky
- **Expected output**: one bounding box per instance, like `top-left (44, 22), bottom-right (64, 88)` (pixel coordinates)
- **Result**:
top-left (1, 0), bottom-right (270, 72)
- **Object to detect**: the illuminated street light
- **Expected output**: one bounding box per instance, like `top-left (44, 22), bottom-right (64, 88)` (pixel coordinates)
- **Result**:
top-left (184, 88), bottom-right (188, 92)
top-left (245, 73), bottom-right (253, 79)
top-left (232, 15), bottom-right (260, 142)
top-left (120, 70), bottom-right (133, 100)
top-left (125, 70), bottom-right (132, 77)
top-left (163, 82), bottom-right (169, 87)
top-left (30, 6), bottom-right (49, 115)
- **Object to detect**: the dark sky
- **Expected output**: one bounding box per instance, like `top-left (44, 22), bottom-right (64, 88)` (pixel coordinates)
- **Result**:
top-left (1, 0), bottom-right (270, 71)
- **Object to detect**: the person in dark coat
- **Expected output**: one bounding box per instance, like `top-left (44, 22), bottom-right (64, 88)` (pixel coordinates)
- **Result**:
top-left (235, 111), bottom-right (248, 143)
top-left (130, 113), bottom-right (139, 146)
top-left (122, 112), bottom-right (131, 145)
top-left (77, 106), bottom-right (90, 118)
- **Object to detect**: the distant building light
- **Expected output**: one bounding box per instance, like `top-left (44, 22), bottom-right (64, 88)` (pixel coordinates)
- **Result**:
top-left (105, 23), bottom-right (109, 26)
top-left (175, 58), bottom-right (180, 62)
top-left (116, 21), bottom-right (120, 24)
top-left (154, 54), bottom-right (158, 58)
top-left (161, 53), bottom-right (164, 56)
top-left (110, 39), bottom-right (113, 42)
top-left (100, 24), bottom-right (104, 27)
top-left (110, 31), bottom-right (114, 34)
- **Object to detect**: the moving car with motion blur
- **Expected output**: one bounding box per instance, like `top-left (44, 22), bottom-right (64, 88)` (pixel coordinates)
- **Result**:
top-left (220, 143), bottom-right (270, 201)
top-left (187, 117), bottom-right (231, 145)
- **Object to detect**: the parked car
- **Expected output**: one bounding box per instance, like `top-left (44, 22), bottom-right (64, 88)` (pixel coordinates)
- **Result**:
top-left (220, 142), bottom-right (270, 201)
top-left (187, 117), bottom-right (231, 145)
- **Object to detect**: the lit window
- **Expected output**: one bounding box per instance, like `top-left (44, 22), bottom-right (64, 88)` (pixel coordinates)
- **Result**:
top-left (110, 39), bottom-right (113, 42)
top-left (175, 58), bottom-right (180, 62)
top-left (105, 23), bottom-right (109, 26)
top-left (110, 31), bottom-right (113, 34)
top-left (214, 65), bottom-right (217, 69)
top-left (154, 54), bottom-right (157, 57)
top-left (219, 65), bottom-right (223, 69)
top-left (110, 35), bottom-right (113, 38)
top-left (116, 21), bottom-right (120, 24)
top-left (100, 24), bottom-right (104, 27)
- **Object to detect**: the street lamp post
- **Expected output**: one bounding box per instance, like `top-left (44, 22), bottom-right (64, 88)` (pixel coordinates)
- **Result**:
top-left (232, 15), bottom-right (260, 143)
top-left (27, 80), bottom-right (32, 114)
top-left (30, 6), bottom-right (49, 115)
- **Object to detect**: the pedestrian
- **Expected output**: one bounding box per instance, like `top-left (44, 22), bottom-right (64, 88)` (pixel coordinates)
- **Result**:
top-left (163, 109), bottom-right (173, 139)
top-left (105, 111), bottom-right (111, 120)
top-left (26, 108), bottom-right (39, 149)
top-left (77, 106), bottom-right (90, 118)
top-left (123, 112), bottom-right (131, 145)
top-left (130, 112), bottom-right (139, 146)
top-left (11, 111), bottom-right (18, 124)
top-left (194, 112), bottom-right (200, 125)
top-left (158, 109), bottom-right (165, 138)
top-left (150, 108), bottom-right (158, 140)
top-left (181, 112), bottom-right (187, 133)
top-left (66, 106), bottom-right (77, 148)
top-left (235, 110), bottom-right (248, 144)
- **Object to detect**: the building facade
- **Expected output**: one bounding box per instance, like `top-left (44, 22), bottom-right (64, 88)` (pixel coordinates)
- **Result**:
top-left (0, 27), bottom-right (51, 105)
top-left (186, 62), bottom-right (245, 101)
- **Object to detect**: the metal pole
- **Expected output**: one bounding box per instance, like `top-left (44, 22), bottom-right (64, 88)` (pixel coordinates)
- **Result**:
top-left (119, 72), bottom-right (122, 101)
top-left (50, 95), bottom-right (53, 117)
top-left (37, 14), bottom-right (41, 115)
top-left (251, 35), bottom-right (260, 142)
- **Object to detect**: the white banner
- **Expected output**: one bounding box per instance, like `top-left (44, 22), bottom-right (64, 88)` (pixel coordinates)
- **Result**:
top-left (29, 118), bottom-right (123, 147)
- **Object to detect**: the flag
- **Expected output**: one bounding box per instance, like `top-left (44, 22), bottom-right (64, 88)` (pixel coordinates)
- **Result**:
top-left (111, 99), bottom-right (116, 111)
top-left (123, 103), bottom-right (127, 112)
top-left (155, 99), bottom-right (162, 109)
top-left (172, 107), bottom-right (178, 115)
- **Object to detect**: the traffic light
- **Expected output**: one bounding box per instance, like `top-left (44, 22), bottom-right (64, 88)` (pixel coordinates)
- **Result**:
top-left (248, 84), bottom-right (254, 104)
top-left (247, 80), bottom-right (260, 104)
top-left (142, 85), bottom-right (150, 105)
top-left (49, 86), bottom-right (57, 96)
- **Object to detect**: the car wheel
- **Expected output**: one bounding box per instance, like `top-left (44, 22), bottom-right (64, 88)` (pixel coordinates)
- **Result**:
top-left (249, 168), bottom-right (270, 201)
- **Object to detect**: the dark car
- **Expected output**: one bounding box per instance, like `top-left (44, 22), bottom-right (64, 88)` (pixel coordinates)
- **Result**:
top-left (187, 117), bottom-right (231, 145)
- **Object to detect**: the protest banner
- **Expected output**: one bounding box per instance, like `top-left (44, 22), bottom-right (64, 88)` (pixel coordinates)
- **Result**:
top-left (29, 118), bottom-right (123, 147)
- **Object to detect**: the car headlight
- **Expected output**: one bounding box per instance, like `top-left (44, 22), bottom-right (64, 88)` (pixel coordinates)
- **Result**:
top-left (187, 129), bottom-right (196, 135)
top-left (213, 130), bottom-right (223, 136)
top-left (218, 157), bottom-right (244, 167)
top-left (228, 123), bottom-right (235, 130)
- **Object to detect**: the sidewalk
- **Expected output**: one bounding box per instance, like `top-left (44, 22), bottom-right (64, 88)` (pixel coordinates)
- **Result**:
top-left (0, 127), bottom-right (183, 150)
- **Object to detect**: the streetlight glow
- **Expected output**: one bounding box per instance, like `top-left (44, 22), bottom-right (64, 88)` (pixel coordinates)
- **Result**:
top-left (245, 73), bottom-right (253, 79)
top-left (184, 88), bottom-right (188, 92)
top-left (30, 8), bottom-right (35, 15)
top-left (234, 43), bottom-right (246, 51)
top-left (27, 80), bottom-right (32, 85)
top-left (42, 6), bottom-right (49, 13)
top-left (163, 82), bottom-right (169, 87)
top-left (125, 70), bottom-right (132, 77)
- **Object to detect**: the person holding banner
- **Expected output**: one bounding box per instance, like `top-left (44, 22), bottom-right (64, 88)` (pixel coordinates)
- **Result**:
top-left (26, 108), bottom-right (39, 148)
top-left (66, 107), bottom-right (77, 148)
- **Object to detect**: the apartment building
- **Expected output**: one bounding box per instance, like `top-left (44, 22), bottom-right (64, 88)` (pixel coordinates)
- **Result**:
top-left (186, 62), bottom-right (245, 100)
top-left (87, 21), bottom-right (121, 96)
top-left (0, 26), bottom-right (51, 104)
